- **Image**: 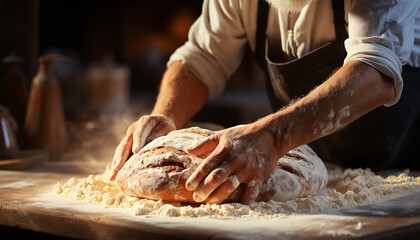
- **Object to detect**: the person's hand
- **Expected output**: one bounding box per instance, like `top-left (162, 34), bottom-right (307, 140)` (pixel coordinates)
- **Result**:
top-left (108, 114), bottom-right (176, 181)
top-left (185, 123), bottom-right (280, 204)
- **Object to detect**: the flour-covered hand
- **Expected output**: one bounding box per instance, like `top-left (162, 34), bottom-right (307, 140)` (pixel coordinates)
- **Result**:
top-left (185, 123), bottom-right (280, 204)
top-left (109, 114), bottom-right (176, 181)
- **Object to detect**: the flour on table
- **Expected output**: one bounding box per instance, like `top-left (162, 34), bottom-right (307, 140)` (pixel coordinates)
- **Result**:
top-left (54, 168), bottom-right (420, 218)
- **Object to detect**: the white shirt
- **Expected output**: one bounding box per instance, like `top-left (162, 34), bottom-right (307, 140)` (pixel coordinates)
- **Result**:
top-left (168, 0), bottom-right (420, 106)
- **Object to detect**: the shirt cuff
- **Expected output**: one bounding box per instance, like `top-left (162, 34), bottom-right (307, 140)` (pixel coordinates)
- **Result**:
top-left (344, 41), bottom-right (403, 107)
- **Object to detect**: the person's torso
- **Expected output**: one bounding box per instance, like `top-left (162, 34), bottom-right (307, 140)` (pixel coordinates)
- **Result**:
top-left (240, 0), bottom-right (420, 67)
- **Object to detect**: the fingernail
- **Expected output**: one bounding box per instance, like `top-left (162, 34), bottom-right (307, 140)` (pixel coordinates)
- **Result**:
top-left (133, 145), bottom-right (139, 153)
top-left (186, 181), bottom-right (199, 191)
top-left (207, 197), bottom-right (220, 205)
top-left (193, 192), bottom-right (202, 202)
top-left (193, 188), bottom-right (206, 202)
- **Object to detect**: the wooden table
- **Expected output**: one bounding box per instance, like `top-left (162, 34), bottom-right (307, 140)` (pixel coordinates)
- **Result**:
top-left (1, 160), bottom-right (420, 240)
top-left (1, 117), bottom-right (420, 239)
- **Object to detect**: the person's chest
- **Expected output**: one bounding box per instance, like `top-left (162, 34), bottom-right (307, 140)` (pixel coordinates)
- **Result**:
top-left (268, 0), bottom-right (344, 62)
top-left (241, 0), bottom-right (350, 62)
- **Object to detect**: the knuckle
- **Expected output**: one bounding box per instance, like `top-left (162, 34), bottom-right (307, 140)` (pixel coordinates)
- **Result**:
top-left (139, 115), bottom-right (149, 122)
top-left (225, 156), bottom-right (244, 170)
top-left (204, 177), bottom-right (219, 187)
top-left (205, 169), bottom-right (226, 185)
top-left (127, 124), bottom-right (137, 133)
top-left (139, 116), bottom-right (154, 127)
top-left (149, 115), bottom-right (160, 123)
top-left (219, 141), bottom-right (232, 151)
top-left (197, 164), bottom-right (212, 177)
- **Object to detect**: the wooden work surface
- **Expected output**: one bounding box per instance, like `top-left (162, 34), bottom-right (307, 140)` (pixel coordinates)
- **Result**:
top-left (1, 117), bottom-right (420, 239)
top-left (1, 160), bottom-right (420, 240)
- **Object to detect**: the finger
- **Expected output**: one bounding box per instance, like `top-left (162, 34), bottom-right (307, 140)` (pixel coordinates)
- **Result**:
top-left (110, 140), bottom-right (127, 180)
top-left (191, 165), bottom-right (231, 202)
top-left (186, 135), bottom-right (219, 156)
top-left (145, 117), bottom-right (176, 144)
top-left (205, 174), bottom-right (242, 204)
top-left (185, 143), bottom-right (227, 191)
top-left (132, 117), bottom-right (158, 153)
top-left (109, 136), bottom-right (133, 181)
top-left (192, 155), bottom-right (242, 202)
top-left (240, 179), bottom-right (263, 205)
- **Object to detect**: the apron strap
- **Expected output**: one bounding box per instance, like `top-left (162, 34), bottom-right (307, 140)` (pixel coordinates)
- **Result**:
top-left (254, 0), bottom-right (279, 109)
top-left (332, 0), bottom-right (348, 40)
top-left (254, 0), bottom-right (269, 73)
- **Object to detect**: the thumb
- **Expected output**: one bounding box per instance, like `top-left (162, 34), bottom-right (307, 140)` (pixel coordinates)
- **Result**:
top-left (186, 135), bottom-right (219, 156)
top-left (132, 118), bottom-right (159, 153)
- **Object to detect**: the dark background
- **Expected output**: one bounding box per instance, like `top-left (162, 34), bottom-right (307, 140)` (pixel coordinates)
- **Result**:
top-left (38, 0), bottom-right (204, 91)
top-left (0, 0), bottom-right (270, 127)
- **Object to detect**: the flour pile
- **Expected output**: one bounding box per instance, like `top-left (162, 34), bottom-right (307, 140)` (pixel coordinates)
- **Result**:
top-left (54, 168), bottom-right (420, 218)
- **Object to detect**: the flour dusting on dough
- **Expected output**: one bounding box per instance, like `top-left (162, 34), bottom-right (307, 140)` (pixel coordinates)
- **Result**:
top-left (54, 168), bottom-right (420, 218)
top-left (115, 127), bottom-right (328, 203)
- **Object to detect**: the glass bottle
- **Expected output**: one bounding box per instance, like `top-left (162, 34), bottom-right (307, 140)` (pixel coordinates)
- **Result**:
top-left (0, 105), bottom-right (19, 159)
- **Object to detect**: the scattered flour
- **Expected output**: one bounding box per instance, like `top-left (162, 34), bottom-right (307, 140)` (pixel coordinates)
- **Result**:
top-left (355, 222), bottom-right (365, 230)
top-left (321, 229), bottom-right (359, 237)
top-left (54, 168), bottom-right (420, 218)
top-left (0, 179), bottom-right (36, 189)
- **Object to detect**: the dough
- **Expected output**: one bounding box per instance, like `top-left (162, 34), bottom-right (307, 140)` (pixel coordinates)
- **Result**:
top-left (115, 127), bottom-right (328, 203)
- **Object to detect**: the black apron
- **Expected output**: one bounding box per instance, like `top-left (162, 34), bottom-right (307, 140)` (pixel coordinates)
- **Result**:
top-left (254, 0), bottom-right (420, 170)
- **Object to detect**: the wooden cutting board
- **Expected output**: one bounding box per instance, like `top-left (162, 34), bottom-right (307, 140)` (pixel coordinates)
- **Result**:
top-left (1, 162), bottom-right (420, 240)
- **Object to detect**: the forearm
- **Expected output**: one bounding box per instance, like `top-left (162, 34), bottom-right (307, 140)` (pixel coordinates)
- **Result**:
top-left (258, 60), bottom-right (395, 156)
top-left (152, 61), bottom-right (209, 129)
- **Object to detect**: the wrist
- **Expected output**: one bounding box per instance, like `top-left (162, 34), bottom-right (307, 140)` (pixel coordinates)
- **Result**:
top-left (149, 110), bottom-right (180, 128)
top-left (151, 102), bottom-right (182, 128)
top-left (253, 111), bottom-right (292, 157)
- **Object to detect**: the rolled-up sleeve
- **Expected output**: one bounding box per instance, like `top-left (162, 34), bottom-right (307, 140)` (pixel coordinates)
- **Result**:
top-left (344, 0), bottom-right (419, 106)
top-left (168, 0), bottom-right (248, 99)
